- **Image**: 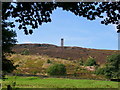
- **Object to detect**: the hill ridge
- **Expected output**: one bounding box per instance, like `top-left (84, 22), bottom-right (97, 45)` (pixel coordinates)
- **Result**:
top-left (13, 44), bottom-right (118, 64)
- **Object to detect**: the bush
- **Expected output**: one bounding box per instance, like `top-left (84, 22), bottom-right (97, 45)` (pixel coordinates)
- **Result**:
top-left (95, 67), bottom-right (105, 75)
top-left (95, 54), bottom-right (120, 79)
top-left (21, 49), bottom-right (29, 55)
top-left (85, 57), bottom-right (97, 66)
top-left (103, 54), bottom-right (120, 79)
top-left (47, 59), bottom-right (52, 63)
top-left (79, 60), bottom-right (84, 65)
top-left (47, 64), bottom-right (66, 76)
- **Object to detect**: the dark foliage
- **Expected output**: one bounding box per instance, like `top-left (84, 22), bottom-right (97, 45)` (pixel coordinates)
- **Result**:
top-left (2, 55), bottom-right (17, 73)
top-left (95, 54), bottom-right (120, 79)
top-left (47, 59), bottom-right (52, 63)
top-left (2, 21), bottom-right (17, 73)
top-left (103, 54), bottom-right (120, 79)
top-left (2, 21), bottom-right (17, 54)
top-left (2, 2), bottom-right (120, 35)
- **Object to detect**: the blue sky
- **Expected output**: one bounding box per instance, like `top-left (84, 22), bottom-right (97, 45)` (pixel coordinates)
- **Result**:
top-left (13, 8), bottom-right (118, 50)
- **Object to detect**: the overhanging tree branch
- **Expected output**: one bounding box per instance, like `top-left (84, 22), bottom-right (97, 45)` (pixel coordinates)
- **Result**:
top-left (2, 2), bottom-right (120, 34)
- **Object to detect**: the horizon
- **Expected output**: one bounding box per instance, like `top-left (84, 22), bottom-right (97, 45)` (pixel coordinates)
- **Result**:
top-left (15, 42), bottom-right (118, 51)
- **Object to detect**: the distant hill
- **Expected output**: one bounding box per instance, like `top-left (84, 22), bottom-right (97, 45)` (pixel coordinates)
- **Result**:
top-left (12, 43), bottom-right (118, 64)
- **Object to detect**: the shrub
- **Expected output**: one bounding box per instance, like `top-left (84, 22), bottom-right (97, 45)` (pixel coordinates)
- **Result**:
top-left (21, 49), bottom-right (29, 55)
top-left (47, 64), bottom-right (66, 76)
top-left (79, 60), bottom-right (84, 65)
top-left (85, 57), bottom-right (97, 66)
top-left (47, 59), bottom-right (52, 63)
top-left (95, 67), bottom-right (105, 75)
top-left (103, 54), bottom-right (120, 79)
top-left (95, 54), bottom-right (120, 79)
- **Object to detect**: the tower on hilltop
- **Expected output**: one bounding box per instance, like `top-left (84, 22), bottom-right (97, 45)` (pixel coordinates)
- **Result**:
top-left (61, 38), bottom-right (64, 47)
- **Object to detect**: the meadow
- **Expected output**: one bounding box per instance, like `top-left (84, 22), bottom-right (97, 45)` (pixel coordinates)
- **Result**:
top-left (1, 76), bottom-right (118, 88)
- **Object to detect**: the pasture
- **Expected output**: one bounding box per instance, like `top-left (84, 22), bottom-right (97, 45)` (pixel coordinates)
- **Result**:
top-left (1, 76), bottom-right (118, 88)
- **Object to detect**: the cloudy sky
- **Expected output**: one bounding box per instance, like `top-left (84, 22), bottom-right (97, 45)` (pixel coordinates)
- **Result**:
top-left (14, 8), bottom-right (118, 50)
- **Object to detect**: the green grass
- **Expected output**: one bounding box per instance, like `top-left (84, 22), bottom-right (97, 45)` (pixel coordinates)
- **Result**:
top-left (1, 76), bottom-right (118, 88)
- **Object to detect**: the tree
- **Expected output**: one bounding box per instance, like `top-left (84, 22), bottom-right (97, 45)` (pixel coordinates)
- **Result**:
top-left (2, 2), bottom-right (120, 35)
top-left (47, 64), bottom-right (66, 76)
top-left (103, 54), bottom-right (120, 79)
top-left (2, 21), bottom-right (17, 74)
top-left (2, 21), bottom-right (17, 54)
top-left (85, 56), bottom-right (97, 66)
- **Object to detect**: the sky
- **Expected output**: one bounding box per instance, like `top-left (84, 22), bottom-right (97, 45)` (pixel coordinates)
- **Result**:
top-left (12, 8), bottom-right (118, 50)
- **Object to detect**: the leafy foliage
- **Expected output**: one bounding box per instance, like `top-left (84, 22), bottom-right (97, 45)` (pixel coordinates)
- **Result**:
top-left (85, 57), bottom-right (97, 66)
top-left (79, 59), bottom-right (84, 66)
top-left (2, 21), bottom-right (17, 74)
top-left (95, 54), bottom-right (120, 79)
top-left (103, 54), bottom-right (120, 79)
top-left (2, 21), bottom-right (17, 54)
top-left (2, 2), bottom-right (120, 34)
top-left (47, 59), bottom-right (52, 63)
top-left (95, 67), bottom-right (105, 75)
top-left (2, 56), bottom-right (17, 73)
top-left (47, 64), bottom-right (66, 76)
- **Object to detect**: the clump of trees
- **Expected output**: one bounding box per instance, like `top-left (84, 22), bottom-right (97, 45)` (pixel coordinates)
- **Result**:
top-left (95, 54), bottom-right (120, 79)
top-left (47, 64), bottom-right (66, 76)
top-left (85, 56), bottom-right (97, 66)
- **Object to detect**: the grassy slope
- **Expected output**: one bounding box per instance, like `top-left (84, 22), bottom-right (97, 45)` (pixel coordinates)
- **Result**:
top-left (2, 76), bottom-right (118, 88)
top-left (7, 54), bottom-right (106, 80)
top-left (8, 54), bottom-right (76, 75)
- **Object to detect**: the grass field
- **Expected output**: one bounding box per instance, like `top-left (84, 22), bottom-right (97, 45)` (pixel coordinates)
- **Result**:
top-left (1, 76), bottom-right (118, 88)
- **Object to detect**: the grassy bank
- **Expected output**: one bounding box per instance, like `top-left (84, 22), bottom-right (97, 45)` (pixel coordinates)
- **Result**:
top-left (2, 76), bottom-right (118, 88)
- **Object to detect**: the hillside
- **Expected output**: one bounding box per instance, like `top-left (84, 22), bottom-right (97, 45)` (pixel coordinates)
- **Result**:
top-left (12, 43), bottom-right (118, 64)
top-left (7, 54), bottom-right (106, 79)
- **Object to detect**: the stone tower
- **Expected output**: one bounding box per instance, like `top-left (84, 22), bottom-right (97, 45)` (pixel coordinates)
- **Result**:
top-left (61, 38), bottom-right (64, 47)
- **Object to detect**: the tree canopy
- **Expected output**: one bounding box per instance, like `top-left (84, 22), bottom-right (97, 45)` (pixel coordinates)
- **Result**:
top-left (2, 2), bottom-right (120, 35)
